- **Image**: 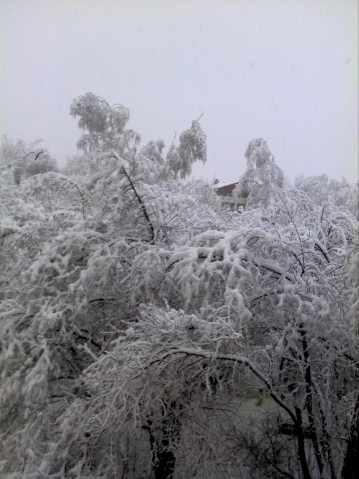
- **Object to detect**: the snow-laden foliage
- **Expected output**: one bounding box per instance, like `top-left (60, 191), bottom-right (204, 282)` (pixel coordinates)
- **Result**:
top-left (0, 95), bottom-right (358, 479)
top-left (0, 136), bottom-right (57, 186)
top-left (347, 235), bottom-right (359, 347)
top-left (166, 120), bottom-right (207, 179)
top-left (295, 174), bottom-right (358, 217)
top-left (69, 92), bottom-right (206, 182)
top-left (70, 92), bottom-right (133, 155)
top-left (235, 138), bottom-right (285, 208)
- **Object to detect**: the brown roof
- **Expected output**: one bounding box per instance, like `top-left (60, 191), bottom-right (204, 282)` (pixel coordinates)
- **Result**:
top-left (214, 182), bottom-right (238, 197)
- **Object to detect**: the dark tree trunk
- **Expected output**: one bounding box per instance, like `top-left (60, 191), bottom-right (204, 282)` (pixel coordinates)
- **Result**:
top-left (300, 328), bottom-right (324, 476)
top-left (294, 406), bottom-right (312, 479)
top-left (152, 443), bottom-right (176, 479)
top-left (342, 392), bottom-right (359, 479)
top-left (145, 401), bottom-right (182, 479)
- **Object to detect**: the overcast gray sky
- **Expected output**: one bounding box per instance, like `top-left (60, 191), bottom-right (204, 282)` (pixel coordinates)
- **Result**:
top-left (0, 0), bottom-right (357, 183)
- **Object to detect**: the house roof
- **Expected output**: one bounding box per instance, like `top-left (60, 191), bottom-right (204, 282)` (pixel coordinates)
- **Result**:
top-left (214, 182), bottom-right (239, 197)
top-left (213, 181), bottom-right (238, 189)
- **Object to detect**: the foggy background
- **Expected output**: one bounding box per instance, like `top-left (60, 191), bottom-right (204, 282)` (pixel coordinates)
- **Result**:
top-left (0, 0), bottom-right (357, 183)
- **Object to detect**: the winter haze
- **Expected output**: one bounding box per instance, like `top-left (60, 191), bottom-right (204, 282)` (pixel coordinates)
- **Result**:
top-left (1, 1), bottom-right (359, 478)
top-left (0, 0), bottom-right (357, 183)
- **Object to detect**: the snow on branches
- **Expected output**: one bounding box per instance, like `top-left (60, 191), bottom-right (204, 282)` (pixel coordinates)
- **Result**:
top-left (0, 96), bottom-right (358, 479)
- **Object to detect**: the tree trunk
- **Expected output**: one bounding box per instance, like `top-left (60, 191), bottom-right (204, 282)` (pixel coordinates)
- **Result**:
top-left (145, 401), bottom-right (182, 479)
top-left (300, 328), bottom-right (324, 476)
top-left (342, 392), bottom-right (359, 479)
top-left (295, 406), bottom-right (312, 479)
top-left (152, 444), bottom-right (176, 479)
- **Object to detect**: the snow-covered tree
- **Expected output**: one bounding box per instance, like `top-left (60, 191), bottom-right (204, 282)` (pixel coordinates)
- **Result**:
top-left (235, 138), bottom-right (285, 208)
top-left (0, 94), bottom-right (213, 478)
top-left (0, 96), bottom-right (357, 479)
top-left (0, 136), bottom-right (57, 186)
top-left (295, 174), bottom-right (358, 218)
top-left (69, 92), bottom-right (207, 183)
